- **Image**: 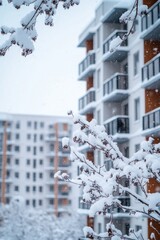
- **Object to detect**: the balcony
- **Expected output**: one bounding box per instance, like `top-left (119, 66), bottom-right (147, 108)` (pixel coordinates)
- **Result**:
top-left (79, 89), bottom-right (96, 115)
top-left (141, 53), bottom-right (160, 89)
top-left (78, 51), bottom-right (96, 80)
top-left (103, 73), bottom-right (128, 102)
top-left (102, 7), bottom-right (127, 23)
top-left (104, 116), bottom-right (129, 142)
top-left (78, 197), bottom-right (90, 214)
top-left (141, 1), bottom-right (160, 40)
top-left (142, 107), bottom-right (160, 137)
top-left (103, 30), bottom-right (128, 62)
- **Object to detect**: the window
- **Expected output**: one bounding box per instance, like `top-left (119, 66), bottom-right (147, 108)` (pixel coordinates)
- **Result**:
top-left (27, 121), bottom-right (32, 127)
top-left (26, 159), bottom-right (30, 165)
top-left (135, 225), bottom-right (142, 231)
top-left (97, 28), bottom-right (100, 49)
top-left (39, 186), bottom-right (43, 192)
top-left (134, 98), bottom-right (140, 121)
top-left (15, 146), bottom-right (20, 152)
top-left (40, 134), bottom-right (43, 141)
top-left (34, 121), bottom-right (37, 129)
top-left (97, 69), bottom-right (100, 89)
top-left (33, 172), bottom-right (36, 181)
top-left (39, 172), bottom-right (43, 179)
top-left (14, 186), bottom-right (19, 191)
top-left (133, 51), bottom-right (139, 76)
top-left (15, 133), bottom-right (20, 140)
top-left (39, 146), bottom-right (43, 152)
top-left (27, 146), bottom-right (31, 152)
top-left (15, 159), bottom-right (19, 165)
top-left (26, 199), bottom-right (30, 206)
top-left (33, 146), bottom-right (36, 155)
top-left (16, 122), bottom-right (20, 129)
top-left (98, 223), bottom-right (102, 234)
top-left (40, 122), bottom-right (44, 128)
top-left (33, 159), bottom-right (36, 168)
top-left (39, 199), bottom-right (43, 206)
top-left (27, 134), bottom-right (31, 140)
top-left (135, 144), bottom-right (140, 152)
top-left (26, 172), bottom-right (30, 179)
top-left (124, 146), bottom-right (129, 158)
top-left (97, 110), bottom-right (101, 125)
top-left (39, 159), bottom-right (43, 165)
top-left (34, 134), bottom-right (37, 142)
top-left (32, 199), bottom-right (36, 207)
top-left (26, 186), bottom-right (30, 192)
top-left (33, 186), bottom-right (36, 192)
top-left (15, 172), bottom-right (19, 178)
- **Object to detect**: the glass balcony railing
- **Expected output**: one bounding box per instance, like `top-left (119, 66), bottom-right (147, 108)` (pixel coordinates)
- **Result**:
top-left (104, 116), bottom-right (129, 136)
top-left (78, 51), bottom-right (95, 78)
top-left (79, 197), bottom-right (90, 210)
top-left (103, 30), bottom-right (128, 55)
top-left (103, 73), bottom-right (128, 101)
top-left (79, 89), bottom-right (96, 112)
top-left (143, 107), bottom-right (160, 131)
top-left (141, 1), bottom-right (160, 39)
top-left (142, 54), bottom-right (160, 87)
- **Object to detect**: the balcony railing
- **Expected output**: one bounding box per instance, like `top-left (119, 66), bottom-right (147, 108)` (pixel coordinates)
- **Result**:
top-left (79, 197), bottom-right (90, 210)
top-left (141, 1), bottom-right (160, 39)
top-left (79, 89), bottom-right (96, 113)
top-left (142, 54), bottom-right (160, 88)
top-left (103, 30), bottom-right (128, 62)
top-left (143, 107), bottom-right (160, 132)
top-left (78, 51), bottom-right (95, 79)
top-left (104, 116), bottom-right (129, 137)
top-left (103, 73), bottom-right (128, 101)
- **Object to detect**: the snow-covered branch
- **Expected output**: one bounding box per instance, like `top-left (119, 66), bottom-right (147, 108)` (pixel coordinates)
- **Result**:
top-left (55, 112), bottom-right (160, 240)
top-left (0, 0), bottom-right (80, 56)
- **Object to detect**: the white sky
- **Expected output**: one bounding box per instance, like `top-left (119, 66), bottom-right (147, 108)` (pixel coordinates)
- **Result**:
top-left (0, 0), bottom-right (100, 117)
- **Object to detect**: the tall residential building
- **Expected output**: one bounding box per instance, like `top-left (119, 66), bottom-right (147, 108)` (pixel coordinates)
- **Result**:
top-left (77, 0), bottom-right (160, 239)
top-left (0, 112), bottom-right (74, 216)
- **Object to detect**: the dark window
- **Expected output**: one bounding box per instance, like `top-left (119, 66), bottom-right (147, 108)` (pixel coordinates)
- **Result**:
top-left (15, 186), bottom-right (19, 191)
top-left (40, 122), bottom-right (44, 128)
top-left (39, 173), bottom-right (43, 179)
top-left (34, 134), bottom-right (37, 142)
top-left (33, 146), bottom-right (36, 155)
top-left (15, 172), bottom-right (19, 178)
top-left (27, 146), bottom-right (31, 152)
top-left (39, 159), bottom-right (43, 165)
top-left (135, 144), bottom-right (140, 152)
top-left (34, 122), bottom-right (37, 129)
top-left (15, 146), bottom-right (20, 152)
top-left (27, 134), bottom-right (31, 140)
top-left (26, 159), bottom-right (30, 165)
top-left (15, 133), bottom-right (20, 140)
top-left (26, 186), bottom-right (30, 192)
top-left (33, 159), bottom-right (36, 168)
top-left (16, 122), bottom-right (20, 129)
top-left (39, 186), bottom-right (43, 192)
top-left (32, 199), bottom-right (36, 207)
top-left (15, 159), bottom-right (19, 165)
top-left (33, 172), bottom-right (36, 181)
top-left (33, 186), bottom-right (36, 192)
top-left (133, 51), bottom-right (139, 76)
top-left (40, 134), bottom-right (43, 141)
top-left (135, 98), bottom-right (140, 121)
top-left (26, 199), bottom-right (30, 206)
top-left (26, 172), bottom-right (30, 179)
top-left (27, 121), bottom-right (32, 127)
top-left (39, 146), bottom-right (43, 152)
top-left (39, 199), bottom-right (43, 206)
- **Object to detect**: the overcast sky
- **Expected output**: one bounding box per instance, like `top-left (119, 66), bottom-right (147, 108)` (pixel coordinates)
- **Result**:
top-left (0, 0), bottom-right (100, 117)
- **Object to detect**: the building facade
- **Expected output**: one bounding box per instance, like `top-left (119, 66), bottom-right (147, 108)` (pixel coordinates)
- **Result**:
top-left (77, 0), bottom-right (160, 239)
top-left (0, 113), bottom-right (75, 216)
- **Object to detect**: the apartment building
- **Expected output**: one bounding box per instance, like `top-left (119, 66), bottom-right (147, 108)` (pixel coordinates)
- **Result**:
top-left (77, 0), bottom-right (160, 239)
top-left (0, 112), bottom-right (75, 216)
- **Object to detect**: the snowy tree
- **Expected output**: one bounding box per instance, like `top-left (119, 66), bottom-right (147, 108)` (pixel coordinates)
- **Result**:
top-left (0, 196), bottom-right (83, 240)
top-left (0, 0), bottom-right (147, 56)
top-left (55, 112), bottom-right (160, 240)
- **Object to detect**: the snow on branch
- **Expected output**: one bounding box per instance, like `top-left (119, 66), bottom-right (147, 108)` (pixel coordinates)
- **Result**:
top-left (0, 0), bottom-right (80, 56)
top-left (109, 0), bottom-right (148, 52)
top-left (55, 111), bottom-right (160, 240)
